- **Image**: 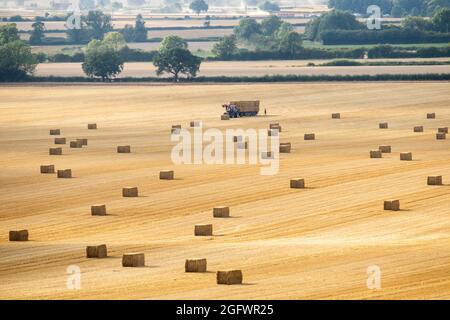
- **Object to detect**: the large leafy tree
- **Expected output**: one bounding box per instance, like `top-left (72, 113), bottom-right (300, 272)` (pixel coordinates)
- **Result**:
top-left (82, 38), bottom-right (124, 81)
top-left (259, 1), bottom-right (280, 13)
top-left (278, 31), bottom-right (302, 56)
top-left (85, 10), bottom-right (113, 40)
top-left (261, 15), bottom-right (282, 36)
top-left (0, 24), bottom-right (20, 44)
top-left (234, 18), bottom-right (261, 41)
top-left (305, 10), bottom-right (363, 41)
top-left (153, 45), bottom-right (201, 81)
top-left (432, 8), bottom-right (450, 32)
top-left (134, 14), bottom-right (147, 42)
top-left (212, 35), bottom-right (238, 59)
top-left (29, 21), bottom-right (45, 44)
top-left (190, 0), bottom-right (209, 15)
top-left (0, 24), bottom-right (37, 81)
top-left (159, 35), bottom-right (188, 51)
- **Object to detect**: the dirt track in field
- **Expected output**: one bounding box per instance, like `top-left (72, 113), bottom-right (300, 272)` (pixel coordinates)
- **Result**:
top-left (0, 82), bottom-right (450, 299)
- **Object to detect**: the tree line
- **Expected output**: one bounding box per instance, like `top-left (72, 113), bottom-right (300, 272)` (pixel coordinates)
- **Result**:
top-left (328, 0), bottom-right (450, 17)
top-left (305, 8), bottom-right (450, 44)
top-left (212, 15), bottom-right (303, 60)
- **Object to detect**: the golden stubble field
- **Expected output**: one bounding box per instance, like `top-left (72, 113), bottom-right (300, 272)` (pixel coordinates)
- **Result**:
top-left (0, 82), bottom-right (449, 300)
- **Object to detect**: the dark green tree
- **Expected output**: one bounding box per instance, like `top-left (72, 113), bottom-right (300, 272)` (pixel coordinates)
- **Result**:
top-left (134, 14), bottom-right (147, 42)
top-left (0, 24), bottom-right (37, 81)
top-left (153, 47), bottom-right (201, 81)
top-left (82, 39), bottom-right (124, 81)
top-left (259, 1), bottom-right (280, 13)
top-left (261, 15), bottom-right (282, 36)
top-left (159, 35), bottom-right (188, 51)
top-left (190, 0), bottom-right (209, 15)
top-left (432, 8), bottom-right (450, 32)
top-left (29, 21), bottom-right (45, 44)
top-left (121, 24), bottom-right (135, 42)
top-left (278, 31), bottom-right (302, 56)
top-left (305, 10), bottom-right (363, 41)
top-left (85, 10), bottom-right (113, 40)
top-left (234, 18), bottom-right (261, 41)
top-left (402, 16), bottom-right (434, 30)
top-left (0, 24), bottom-right (20, 44)
top-left (212, 35), bottom-right (238, 59)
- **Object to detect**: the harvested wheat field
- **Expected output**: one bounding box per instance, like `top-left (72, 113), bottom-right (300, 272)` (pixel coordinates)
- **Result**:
top-left (35, 61), bottom-right (450, 78)
top-left (0, 82), bottom-right (450, 300)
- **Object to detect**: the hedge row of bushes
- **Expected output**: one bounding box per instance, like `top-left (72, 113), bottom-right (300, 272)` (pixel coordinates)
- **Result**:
top-left (367, 45), bottom-right (450, 58)
top-left (321, 29), bottom-right (450, 45)
top-left (319, 59), bottom-right (450, 66)
top-left (207, 48), bottom-right (367, 61)
top-left (23, 74), bottom-right (450, 83)
top-left (207, 45), bottom-right (450, 61)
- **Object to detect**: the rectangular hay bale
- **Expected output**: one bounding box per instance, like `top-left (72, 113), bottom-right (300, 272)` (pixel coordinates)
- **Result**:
top-left (436, 133), bottom-right (446, 140)
top-left (122, 253), bottom-right (145, 267)
top-left (304, 133), bottom-right (315, 140)
top-left (279, 143), bottom-right (291, 153)
top-left (88, 124), bottom-right (97, 130)
top-left (213, 206), bottom-right (230, 218)
top-left (379, 145), bottom-right (391, 153)
top-left (185, 259), bottom-right (207, 272)
top-left (50, 129), bottom-right (60, 135)
top-left (70, 140), bottom-right (82, 148)
top-left (91, 205), bottom-right (107, 216)
top-left (379, 123), bottom-right (388, 129)
top-left (438, 127), bottom-right (448, 134)
top-left (427, 176), bottom-right (443, 186)
top-left (217, 270), bottom-right (243, 285)
top-left (76, 138), bottom-right (88, 146)
top-left (370, 150), bottom-right (382, 158)
top-left (122, 187), bottom-right (138, 197)
top-left (160, 170), bottom-right (174, 180)
top-left (270, 124), bottom-right (282, 132)
top-left (54, 137), bottom-right (66, 145)
top-left (400, 152), bottom-right (412, 161)
top-left (427, 113), bottom-right (436, 119)
top-left (57, 169), bottom-right (72, 178)
top-left (332, 113), bottom-right (341, 119)
top-left (414, 126), bottom-right (424, 133)
top-left (290, 178), bottom-right (305, 189)
top-left (9, 230), bottom-right (29, 242)
top-left (117, 145), bottom-right (131, 153)
top-left (40, 165), bottom-right (55, 174)
top-left (384, 200), bottom-right (400, 211)
top-left (86, 244), bottom-right (107, 258)
top-left (195, 224), bottom-right (213, 236)
top-left (49, 147), bottom-right (62, 155)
